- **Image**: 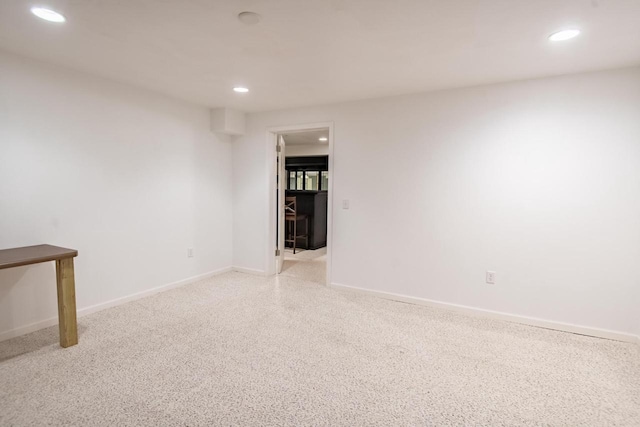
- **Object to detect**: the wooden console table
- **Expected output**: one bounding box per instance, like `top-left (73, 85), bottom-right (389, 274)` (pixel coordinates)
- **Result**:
top-left (0, 244), bottom-right (79, 348)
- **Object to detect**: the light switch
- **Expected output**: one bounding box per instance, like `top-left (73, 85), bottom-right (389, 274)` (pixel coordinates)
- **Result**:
top-left (486, 271), bottom-right (495, 284)
top-left (342, 199), bottom-right (350, 209)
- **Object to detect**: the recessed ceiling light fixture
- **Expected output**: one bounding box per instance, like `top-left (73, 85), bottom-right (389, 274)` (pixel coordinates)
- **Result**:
top-left (548, 29), bottom-right (580, 42)
top-left (233, 87), bottom-right (249, 93)
top-left (31, 7), bottom-right (66, 23)
top-left (319, 137), bottom-right (328, 142)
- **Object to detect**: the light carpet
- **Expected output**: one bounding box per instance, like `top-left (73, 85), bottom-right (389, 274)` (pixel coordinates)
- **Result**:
top-left (1, 272), bottom-right (639, 426)
top-left (280, 247), bottom-right (326, 284)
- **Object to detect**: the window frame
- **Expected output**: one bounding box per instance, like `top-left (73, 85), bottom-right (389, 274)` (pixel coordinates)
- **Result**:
top-left (287, 169), bottom-right (327, 191)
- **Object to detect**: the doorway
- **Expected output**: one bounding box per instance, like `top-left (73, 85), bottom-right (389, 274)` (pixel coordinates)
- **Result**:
top-left (267, 123), bottom-right (334, 285)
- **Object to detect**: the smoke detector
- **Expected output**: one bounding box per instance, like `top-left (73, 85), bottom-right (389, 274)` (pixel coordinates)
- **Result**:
top-left (238, 12), bottom-right (261, 25)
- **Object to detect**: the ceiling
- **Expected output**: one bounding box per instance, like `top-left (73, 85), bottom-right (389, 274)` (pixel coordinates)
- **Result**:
top-left (1, 0), bottom-right (639, 112)
top-left (282, 130), bottom-right (329, 146)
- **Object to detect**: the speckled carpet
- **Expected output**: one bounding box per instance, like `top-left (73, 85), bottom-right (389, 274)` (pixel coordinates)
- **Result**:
top-left (281, 247), bottom-right (326, 284)
top-left (1, 272), bottom-right (639, 426)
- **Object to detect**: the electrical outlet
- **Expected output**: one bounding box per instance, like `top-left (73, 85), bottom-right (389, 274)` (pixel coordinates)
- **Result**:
top-left (486, 271), bottom-right (496, 284)
top-left (187, 248), bottom-right (194, 258)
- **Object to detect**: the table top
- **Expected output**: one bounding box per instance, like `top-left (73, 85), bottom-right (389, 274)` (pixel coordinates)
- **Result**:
top-left (0, 244), bottom-right (78, 270)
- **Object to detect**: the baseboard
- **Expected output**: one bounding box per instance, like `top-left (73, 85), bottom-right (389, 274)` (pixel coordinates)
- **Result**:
top-left (0, 266), bottom-right (233, 343)
top-left (231, 266), bottom-right (268, 276)
top-left (330, 282), bottom-right (640, 344)
top-left (77, 266), bottom-right (233, 318)
top-left (0, 316), bottom-right (60, 344)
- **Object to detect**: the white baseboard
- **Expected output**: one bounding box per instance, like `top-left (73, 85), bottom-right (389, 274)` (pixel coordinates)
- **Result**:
top-left (77, 266), bottom-right (233, 318)
top-left (0, 266), bottom-right (233, 343)
top-left (329, 282), bottom-right (640, 344)
top-left (232, 266), bottom-right (267, 276)
top-left (0, 316), bottom-right (60, 344)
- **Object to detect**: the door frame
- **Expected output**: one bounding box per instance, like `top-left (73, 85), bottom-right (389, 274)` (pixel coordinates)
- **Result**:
top-left (265, 121), bottom-right (334, 285)
top-left (276, 134), bottom-right (285, 273)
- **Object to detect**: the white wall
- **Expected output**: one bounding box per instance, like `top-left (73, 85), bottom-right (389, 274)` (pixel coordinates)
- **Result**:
top-left (284, 143), bottom-right (329, 157)
top-left (0, 51), bottom-right (233, 339)
top-left (233, 67), bottom-right (640, 337)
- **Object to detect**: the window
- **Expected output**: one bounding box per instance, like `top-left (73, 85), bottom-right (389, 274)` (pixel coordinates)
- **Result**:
top-left (305, 171), bottom-right (319, 191)
top-left (287, 170), bottom-right (327, 191)
top-left (289, 172), bottom-right (296, 190)
top-left (296, 171), bottom-right (303, 189)
top-left (285, 156), bottom-right (328, 191)
top-left (288, 171), bottom-right (305, 190)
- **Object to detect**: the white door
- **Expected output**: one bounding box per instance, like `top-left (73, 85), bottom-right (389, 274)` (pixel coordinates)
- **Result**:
top-left (276, 135), bottom-right (286, 273)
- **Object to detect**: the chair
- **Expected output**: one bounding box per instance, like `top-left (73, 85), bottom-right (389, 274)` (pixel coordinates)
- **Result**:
top-left (284, 196), bottom-right (309, 254)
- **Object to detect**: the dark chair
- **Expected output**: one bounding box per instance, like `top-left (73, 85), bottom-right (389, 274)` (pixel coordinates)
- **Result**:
top-left (285, 196), bottom-right (309, 254)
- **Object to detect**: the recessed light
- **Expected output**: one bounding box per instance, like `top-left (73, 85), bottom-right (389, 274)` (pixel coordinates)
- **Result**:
top-left (319, 137), bottom-right (328, 142)
top-left (31, 7), bottom-right (66, 23)
top-left (233, 87), bottom-right (249, 93)
top-left (548, 29), bottom-right (580, 42)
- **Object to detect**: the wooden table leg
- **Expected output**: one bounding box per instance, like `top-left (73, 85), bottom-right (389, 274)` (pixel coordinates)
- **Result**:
top-left (55, 258), bottom-right (78, 348)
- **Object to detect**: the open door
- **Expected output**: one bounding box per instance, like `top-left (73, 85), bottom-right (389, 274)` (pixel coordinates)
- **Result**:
top-left (276, 134), bottom-right (286, 273)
